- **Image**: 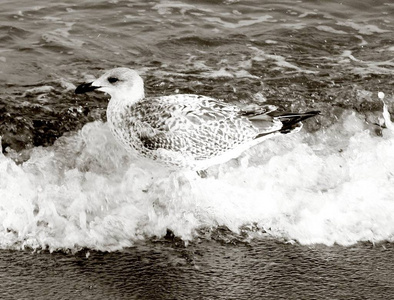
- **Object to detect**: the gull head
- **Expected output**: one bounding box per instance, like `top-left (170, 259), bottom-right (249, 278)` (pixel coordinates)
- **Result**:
top-left (75, 67), bottom-right (144, 103)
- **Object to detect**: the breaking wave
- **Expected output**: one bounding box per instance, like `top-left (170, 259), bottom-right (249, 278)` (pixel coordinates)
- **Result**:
top-left (0, 105), bottom-right (393, 251)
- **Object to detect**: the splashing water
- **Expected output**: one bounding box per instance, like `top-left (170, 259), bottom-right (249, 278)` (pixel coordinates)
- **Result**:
top-left (379, 92), bottom-right (394, 131)
top-left (1, 99), bottom-right (394, 251)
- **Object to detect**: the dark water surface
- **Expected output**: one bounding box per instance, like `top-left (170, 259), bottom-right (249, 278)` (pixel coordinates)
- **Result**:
top-left (2, 240), bottom-right (394, 299)
top-left (1, 0), bottom-right (394, 298)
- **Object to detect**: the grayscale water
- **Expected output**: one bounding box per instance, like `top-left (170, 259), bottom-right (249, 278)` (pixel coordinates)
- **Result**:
top-left (1, 0), bottom-right (394, 299)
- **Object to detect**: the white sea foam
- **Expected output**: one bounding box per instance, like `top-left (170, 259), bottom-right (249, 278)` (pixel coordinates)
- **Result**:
top-left (0, 105), bottom-right (393, 251)
top-left (336, 21), bottom-right (391, 35)
top-left (203, 15), bottom-right (273, 29)
top-left (316, 25), bottom-right (347, 35)
top-left (41, 21), bottom-right (84, 48)
top-left (250, 46), bottom-right (318, 74)
top-left (339, 50), bottom-right (394, 75)
top-left (152, 1), bottom-right (213, 16)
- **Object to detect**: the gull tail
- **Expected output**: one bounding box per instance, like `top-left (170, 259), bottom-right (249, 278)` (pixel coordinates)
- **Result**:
top-left (254, 110), bottom-right (320, 138)
top-left (275, 111), bottom-right (321, 133)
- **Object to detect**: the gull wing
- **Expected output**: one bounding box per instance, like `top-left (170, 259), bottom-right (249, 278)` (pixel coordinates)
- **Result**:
top-left (131, 94), bottom-right (240, 130)
top-left (239, 104), bottom-right (283, 135)
top-left (127, 94), bottom-right (260, 158)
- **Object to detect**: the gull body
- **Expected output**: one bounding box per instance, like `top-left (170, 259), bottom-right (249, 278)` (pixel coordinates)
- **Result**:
top-left (75, 68), bottom-right (319, 170)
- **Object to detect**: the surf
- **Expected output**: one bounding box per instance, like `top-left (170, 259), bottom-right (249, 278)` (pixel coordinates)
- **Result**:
top-left (0, 95), bottom-right (393, 251)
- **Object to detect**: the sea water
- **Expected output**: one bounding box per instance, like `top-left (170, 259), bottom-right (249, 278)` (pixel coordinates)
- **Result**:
top-left (0, 0), bottom-right (393, 298)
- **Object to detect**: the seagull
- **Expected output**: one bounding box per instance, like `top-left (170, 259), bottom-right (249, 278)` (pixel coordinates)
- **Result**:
top-left (75, 67), bottom-right (319, 170)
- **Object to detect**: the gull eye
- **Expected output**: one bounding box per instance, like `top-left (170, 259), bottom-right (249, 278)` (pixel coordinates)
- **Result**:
top-left (108, 77), bottom-right (119, 83)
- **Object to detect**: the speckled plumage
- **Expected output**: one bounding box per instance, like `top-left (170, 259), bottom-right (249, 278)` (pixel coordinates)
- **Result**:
top-left (75, 68), bottom-right (319, 170)
top-left (109, 94), bottom-right (269, 165)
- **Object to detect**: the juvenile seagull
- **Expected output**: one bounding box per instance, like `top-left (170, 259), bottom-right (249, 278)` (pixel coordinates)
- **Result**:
top-left (75, 68), bottom-right (319, 170)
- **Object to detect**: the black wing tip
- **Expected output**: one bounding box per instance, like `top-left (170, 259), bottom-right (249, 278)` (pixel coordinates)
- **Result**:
top-left (278, 110), bottom-right (321, 118)
top-left (277, 110), bottom-right (321, 133)
top-left (305, 110), bottom-right (321, 116)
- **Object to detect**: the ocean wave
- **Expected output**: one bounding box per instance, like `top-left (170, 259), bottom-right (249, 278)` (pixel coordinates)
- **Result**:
top-left (0, 105), bottom-right (393, 251)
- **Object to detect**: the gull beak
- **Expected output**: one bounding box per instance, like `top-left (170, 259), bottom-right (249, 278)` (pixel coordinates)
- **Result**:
top-left (75, 82), bottom-right (100, 94)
